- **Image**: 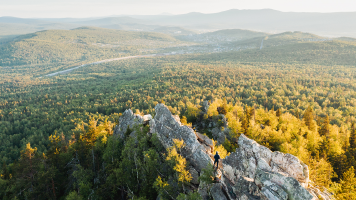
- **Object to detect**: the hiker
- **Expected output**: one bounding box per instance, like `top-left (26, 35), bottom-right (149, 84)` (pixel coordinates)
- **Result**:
top-left (214, 151), bottom-right (220, 168)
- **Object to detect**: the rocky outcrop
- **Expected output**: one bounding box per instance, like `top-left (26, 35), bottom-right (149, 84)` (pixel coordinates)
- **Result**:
top-left (116, 103), bottom-right (330, 200)
top-left (221, 134), bottom-right (314, 200)
top-left (113, 109), bottom-right (151, 139)
top-left (150, 103), bottom-right (213, 172)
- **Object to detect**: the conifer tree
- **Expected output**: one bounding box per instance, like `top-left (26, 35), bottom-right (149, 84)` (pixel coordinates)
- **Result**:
top-left (242, 106), bottom-right (251, 134)
top-left (332, 166), bottom-right (356, 199)
top-left (350, 122), bottom-right (356, 149)
top-left (320, 115), bottom-right (330, 137)
top-left (319, 137), bottom-right (330, 159)
top-left (303, 106), bottom-right (316, 131)
top-left (276, 108), bottom-right (281, 117)
top-left (250, 106), bottom-right (256, 122)
top-left (295, 109), bottom-right (300, 119)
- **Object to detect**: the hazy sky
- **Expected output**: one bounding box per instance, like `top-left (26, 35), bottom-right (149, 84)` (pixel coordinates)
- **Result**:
top-left (1, 0), bottom-right (356, 18)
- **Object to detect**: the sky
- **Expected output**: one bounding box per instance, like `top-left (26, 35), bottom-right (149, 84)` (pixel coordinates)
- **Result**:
top-left (1, 0), bottom-right (356, 18)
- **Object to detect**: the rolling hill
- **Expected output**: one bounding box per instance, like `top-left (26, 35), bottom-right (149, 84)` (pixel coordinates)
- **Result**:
top-left (0, 27), bottom-right (183, 72)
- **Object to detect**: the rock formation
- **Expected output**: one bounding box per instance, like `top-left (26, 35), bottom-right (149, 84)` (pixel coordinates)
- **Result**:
top-left (150, 103), bottom-right (213, 172)
top-left (216, 133), bottom-right (314, 200)
top-left (113, 109), bottom-right (151, 139)
top-left (116, 103), bottom-right (331, 200)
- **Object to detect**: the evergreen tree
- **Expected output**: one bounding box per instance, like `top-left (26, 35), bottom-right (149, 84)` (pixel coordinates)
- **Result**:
top-left (350, 122), bottom-right (356, 149)
top-left (303, 106), bottom-right (316, 131)
top-left (319, 115), bottom-right (330, 137)
top-left (276, 108), bottom-right (282, 117)
top-left (319, 137), bottom-right (330, 159)
top-left (294, 109), bottom-right (300, 119)
top-left (250, 106), bottom-right (256, 122)
top-left (332, 166), bottom-right (356, 199)
top-left (242, 106), bottom-right (251, 134)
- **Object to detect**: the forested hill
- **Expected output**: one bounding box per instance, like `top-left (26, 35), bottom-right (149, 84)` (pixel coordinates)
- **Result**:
top-left (202, 40), bottom-right (356, 66)
top-left (177, 29), bottom-right (269, 42)
top-left (0, 27), bottom-right (182, 68)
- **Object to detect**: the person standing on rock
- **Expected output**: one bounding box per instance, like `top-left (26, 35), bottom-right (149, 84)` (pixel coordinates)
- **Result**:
top-left (214, 151), bottom-right (220, 169)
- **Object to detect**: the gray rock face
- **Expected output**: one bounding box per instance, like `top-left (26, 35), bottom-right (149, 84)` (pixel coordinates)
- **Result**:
top-left (115, 104), bottom-right (321, 200)
top-left (236, 134), bottom-right (309, 187)
top-left (232, 176), bottom-right (268, 200)
top-left (113, 109), bottom-right (143, 139)
top-left (150, 103), bottom-right (213, 172)
top-left (211, 183), bottom-right (229, 200)
top-left (220, 134), bottom-right (314, 200)
top-left (189, 167), bottom-right (200, 185)
top-left (261, 183), bottom-right (288, 200)
top-left (255, 169), bottom-right (313, 200)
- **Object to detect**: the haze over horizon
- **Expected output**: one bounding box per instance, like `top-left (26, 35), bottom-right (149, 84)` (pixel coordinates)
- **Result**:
top-left (1, 0), bottom-right (356, 18)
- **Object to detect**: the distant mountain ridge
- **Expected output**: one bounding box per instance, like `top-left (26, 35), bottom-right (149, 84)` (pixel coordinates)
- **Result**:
top-left (1, 9), bottom-right (356, 39)
top-left (145, 9), bottom-right (356, 37)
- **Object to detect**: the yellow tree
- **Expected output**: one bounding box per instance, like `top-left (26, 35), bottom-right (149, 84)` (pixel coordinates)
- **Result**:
top-left (16, 143), bottom-right (39, 195)
top-left (212, 139), bottom-right (230, 159)
top-left (331, 166), bottom-right (356, 200)
top-left (308, 158), bottom-right (336, 189)
top-left (166, 139), bottom-right (192, 190)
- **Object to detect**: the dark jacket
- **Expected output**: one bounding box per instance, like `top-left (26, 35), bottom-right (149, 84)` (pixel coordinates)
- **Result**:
top-left (214, 154), bottom-right (220, 161)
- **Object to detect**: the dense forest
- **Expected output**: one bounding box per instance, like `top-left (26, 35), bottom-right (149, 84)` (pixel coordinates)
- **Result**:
top-left (0, 27), bottom-right (188, 76)
top-left (1, 28), bottom-right (356, 199)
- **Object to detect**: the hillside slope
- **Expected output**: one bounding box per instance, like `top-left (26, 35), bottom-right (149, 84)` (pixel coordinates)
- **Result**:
top-left (203, 39), bottom-right (356, 66)
top-left (0, 27), bottom-right (181, 68)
